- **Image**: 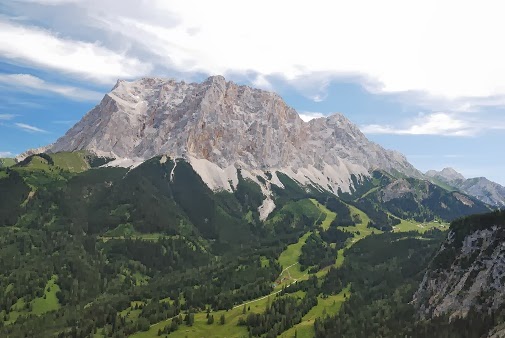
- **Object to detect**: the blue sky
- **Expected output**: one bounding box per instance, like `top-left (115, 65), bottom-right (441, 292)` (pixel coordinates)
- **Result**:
top-left (0, 0), bottom-right (504, 184)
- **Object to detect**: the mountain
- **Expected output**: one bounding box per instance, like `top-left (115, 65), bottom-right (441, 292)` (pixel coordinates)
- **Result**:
top-left (426, 167), bottom-right (505, 207)
top-left (0, 75), bottom-right (501, 338)
top-left (48, 76), bottom-right (420, 195)
top-left (426, 167), bottom-right (465, 184)
top-left (345, 171), bottom-right (490, 228)
top-left (18, 76), bottom-right (491, 223)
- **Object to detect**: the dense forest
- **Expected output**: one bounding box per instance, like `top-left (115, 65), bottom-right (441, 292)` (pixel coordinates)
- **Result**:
top-left (0, 152), bottom-right (500, 337)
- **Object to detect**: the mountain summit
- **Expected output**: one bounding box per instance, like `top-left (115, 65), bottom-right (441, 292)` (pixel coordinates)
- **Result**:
top-left (49, 75), bottom-right (419, 194)
top-left (425, 167), bottom-right (466, 184)
top-left (426, 168), bottom-right (505, 207)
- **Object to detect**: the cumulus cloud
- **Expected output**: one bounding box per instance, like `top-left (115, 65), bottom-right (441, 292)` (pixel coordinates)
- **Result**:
top-left (3, 0), bottom-right (505, 115)
top-left (0, 19), bottom-right (152, 83)
top-left (2, 0), bottom-right (505, 103)
top-left (298, 111), bottom-right (326, 122)
top-left (0, 73), bottom-right (103, 101)
top-left (15, 122), bottom-right (48, 133)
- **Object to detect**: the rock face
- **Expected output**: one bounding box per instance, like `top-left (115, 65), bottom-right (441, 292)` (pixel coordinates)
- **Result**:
top-left (413, 212), bottom-right (505, 321)
top-left (426, 168), bottom-right (505, 207)
top-left (48, 75), bottom-right (420, 195)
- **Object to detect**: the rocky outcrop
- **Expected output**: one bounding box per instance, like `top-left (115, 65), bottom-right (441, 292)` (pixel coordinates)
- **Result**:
top-left (413, 212), bottom-right (505, 321)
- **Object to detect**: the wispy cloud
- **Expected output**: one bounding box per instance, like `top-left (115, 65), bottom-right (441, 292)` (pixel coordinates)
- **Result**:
top-left (52, 120), bottom-right (77, 125)
top-left (361, 113), bottom-right (484, 137)
top-left (298, 111), bottom-right (326, 122)
top-left (15, 122), bottom-right (48, 133)
top-left (0, 19), bottom-right (152, 83)
top-left (0, 73), bottom-right (104, 101)
top-left (407, 154), bottom-right (464, 159)
top-left (0, 114), bottom-right (17, 120)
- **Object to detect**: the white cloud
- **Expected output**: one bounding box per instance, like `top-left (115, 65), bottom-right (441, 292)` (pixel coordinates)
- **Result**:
top-left (0, 19), bottom-right (152, 83)
top-left (52, 120), bottom-right (77, 125)
top-left (0, 151), bottom-right (14, 157)
top-left (361, 113), bottom-right (475, 136)
top-left (4, 0), bottom-right (505, 108)
top-left (251, 74), bottom-right (273, 91)
top-left (0, 74), bottom-right (103, 101)
top-left (15, 123), bottom-right (48, 133)
top-left (407, 154), bottom-right (464, 159)
top-left (298, 111), bottom-right (326, 122)
top-left (0, 114), bottom-right (17, 120)
top-left (88, 1), bottom-right (505, 99)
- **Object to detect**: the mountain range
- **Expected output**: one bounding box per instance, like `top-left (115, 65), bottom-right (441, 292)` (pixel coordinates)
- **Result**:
top-left (15, 75), bottom-right (503, 217)
top-left (2, 75), bottom-right (505, 338)
top-left (426, 167), bottom-right (505, 207)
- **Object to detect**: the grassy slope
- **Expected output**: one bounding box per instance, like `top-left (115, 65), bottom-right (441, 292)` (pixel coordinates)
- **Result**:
top-left (280, 285), bottom-right (351, 338)
top-left (277, 231), bottom-right (311, 281)
top-left (4, 275), bottom-right (61, 324)
top-left (277, 199), bottom-right (335, 283)
top-left (268, 199), bottom-right (323, 226)
top-left (15, 152), bottom-right (89, 173)
top-left (130, 296), bottom-right (274, 338)
top-left (31, 275), bottom-right (61, 315)
top-left (50, 152), bottom-right (90, 172)
top-left (0, 158), bottom-right (16, 167)
top-left (394, 218), bottom-right (449, 232)
top-left (123, 197), bottom-right (449, 338)
top-left (120, 301), bottom-right (146, 322)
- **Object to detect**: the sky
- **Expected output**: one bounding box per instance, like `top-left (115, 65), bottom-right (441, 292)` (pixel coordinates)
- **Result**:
top-left (0, 0), bottom-right (504, 184)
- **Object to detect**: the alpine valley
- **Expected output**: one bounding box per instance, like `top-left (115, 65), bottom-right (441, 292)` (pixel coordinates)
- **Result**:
top-left (1, 76), bottom-right (504, 338)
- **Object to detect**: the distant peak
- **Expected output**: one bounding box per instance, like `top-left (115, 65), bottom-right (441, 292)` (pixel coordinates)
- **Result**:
top-left (426, 167), bottom-right (465, 181)
top-left (440, 167), bottom-right (465, 179)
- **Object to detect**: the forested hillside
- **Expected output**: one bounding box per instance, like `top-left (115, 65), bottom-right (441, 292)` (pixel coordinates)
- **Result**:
top-left (0, 153), bottom-right (499, 337)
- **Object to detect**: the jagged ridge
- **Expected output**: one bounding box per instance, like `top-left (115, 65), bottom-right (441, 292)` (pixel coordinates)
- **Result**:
top-left (426, 168), bottom-right (505, 207)
top-left (48, 76), bottom-right (419, 197)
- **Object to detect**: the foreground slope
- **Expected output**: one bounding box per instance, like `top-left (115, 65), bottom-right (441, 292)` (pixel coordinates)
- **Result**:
top-left (0, 152), bottom-right (499, 338)
top-left (413, 210), bottom-right (505, 321)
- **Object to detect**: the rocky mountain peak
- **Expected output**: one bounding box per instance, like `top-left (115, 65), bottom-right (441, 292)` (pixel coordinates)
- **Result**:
top-left (46, 75), bottom-right (420, 199)
top-left (440, 167), bottom-right (466, 181)
top-left (426, 167), bottom-right (505, 207)
top-left (426, 167), bottom-right (466, 183)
